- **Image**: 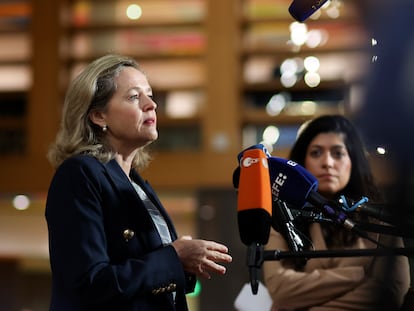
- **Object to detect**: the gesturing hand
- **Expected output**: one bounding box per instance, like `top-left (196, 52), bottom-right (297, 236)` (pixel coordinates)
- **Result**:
top-left (172, 235), bottom-right (233, 279)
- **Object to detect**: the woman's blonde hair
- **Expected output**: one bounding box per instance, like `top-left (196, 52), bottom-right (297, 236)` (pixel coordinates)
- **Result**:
top-left (47, 54), bottom-right (152, 170)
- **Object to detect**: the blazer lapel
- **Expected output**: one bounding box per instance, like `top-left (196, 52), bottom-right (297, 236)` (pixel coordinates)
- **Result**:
top-left (104, 159), bottom-right (178, 244)
top-left (104, 160), bottom-right (163, 247)
top-left (130, 170), bottom-right (178, 241)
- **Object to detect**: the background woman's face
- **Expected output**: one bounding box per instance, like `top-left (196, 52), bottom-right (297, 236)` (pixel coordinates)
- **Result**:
top-left (304, 132), bottom-right (352, 198)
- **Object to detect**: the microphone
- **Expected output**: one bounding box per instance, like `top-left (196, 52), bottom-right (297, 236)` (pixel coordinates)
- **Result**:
top-left (268, 156), bottom-right (356, 232)
top-left (288, 0), bottom-right (330, 22)
top-left (272, 200), bottom-right (305, 253)
top-left (234, 145), bottom-right (272, 295)
top-left (355, 203), bottom-right (394, 223)
top-left (338, 195), bottom-right (393, 224)
top-left (289, 207), bottom-right (333, 224)
top-left (236, 147), bottom-right (272, 246)
top-left (348, 201), bottom-right (414, 228)
top-left (237, 143), bottom-right (271, 164)
top-left (233, 144), bottom-right (270, 190)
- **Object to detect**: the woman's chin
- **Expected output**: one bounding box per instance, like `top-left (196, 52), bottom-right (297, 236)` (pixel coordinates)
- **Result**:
top-left (318, 188), bottom-right (338, 200)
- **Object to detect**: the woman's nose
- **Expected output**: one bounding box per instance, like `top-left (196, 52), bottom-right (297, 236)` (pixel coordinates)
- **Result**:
top-left (321, 152), bottom-right (334, 167)
top-left (142, 95), bottom-right (157, 111)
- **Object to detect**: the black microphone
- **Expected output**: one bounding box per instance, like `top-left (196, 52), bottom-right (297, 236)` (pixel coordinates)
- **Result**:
top-left (289, 206), bottom-right (333, 224)
top-left (341, 198), bottom-right (394, 224)
top-left (307, 191), bottom-right (356, 232)
top-left (272, 200), bottom-right (305, 253)
top-left (288, 0), bottom-right (330, 22)
top-left (352, 201), bottom-right (414, 228)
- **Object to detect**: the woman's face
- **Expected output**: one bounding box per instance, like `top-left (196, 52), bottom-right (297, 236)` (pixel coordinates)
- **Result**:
top-left (304, 132), bottom-right (352, 198)
top-left (98, 66), bottom-right (158, 153)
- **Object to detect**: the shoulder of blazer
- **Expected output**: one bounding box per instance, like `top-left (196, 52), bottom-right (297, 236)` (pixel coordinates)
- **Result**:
top-left (53, 156), bottom-right (128, 194)
top-left (58, 154), bottom-right (104, 172)
top-left (57, 155), bottom-right (128, 182)
top-left (53, 155), bottom-right (105, 183)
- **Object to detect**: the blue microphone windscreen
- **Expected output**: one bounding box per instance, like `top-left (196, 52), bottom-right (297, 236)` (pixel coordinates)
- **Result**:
top-left (268, 157), bottom-right (318, 208)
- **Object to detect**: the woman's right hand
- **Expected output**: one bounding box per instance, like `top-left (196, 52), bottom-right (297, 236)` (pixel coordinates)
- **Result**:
top-left (172, 235), bottom-right (233, 280)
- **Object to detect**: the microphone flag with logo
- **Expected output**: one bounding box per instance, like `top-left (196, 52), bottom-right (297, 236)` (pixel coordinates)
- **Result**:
top-left (268, 156), bottom-right (318, 208)
top-left (237, 146), bottom-right (272, 246)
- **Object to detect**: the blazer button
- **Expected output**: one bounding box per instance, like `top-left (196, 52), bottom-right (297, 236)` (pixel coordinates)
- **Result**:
top-left (123, 229), bottom-right (135, 241)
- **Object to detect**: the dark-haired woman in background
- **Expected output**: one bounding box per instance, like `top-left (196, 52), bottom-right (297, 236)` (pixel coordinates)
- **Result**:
top-left (263, 115), bottom-right (410, 310)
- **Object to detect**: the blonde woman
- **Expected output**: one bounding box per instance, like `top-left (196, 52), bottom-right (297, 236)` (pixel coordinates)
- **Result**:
top-left (45, 54), bottom-right (232, 311)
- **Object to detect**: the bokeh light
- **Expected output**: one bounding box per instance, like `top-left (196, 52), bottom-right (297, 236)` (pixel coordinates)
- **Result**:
top-left (304, 71), bottom-right (321, 87)
top-left (126, 4), bottom-right (142, 20)
top-left (290, 22), bottom-right (308, 46)
top-left (262, 125), bottom-right (280, 146)
top-left (266, 93), bottom-right (289, 116)
top-left (304, 56), bottom-right (320, 72)
top-left (376, 146), bottom-right (386, 155)
top-left (12, 194), bottom-right (30, 210)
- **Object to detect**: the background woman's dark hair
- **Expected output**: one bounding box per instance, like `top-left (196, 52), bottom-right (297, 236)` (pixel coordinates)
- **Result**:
top-left (290, 114), bottom-right (381, 202)
top-left (289, 115), bottom-right (381, 250)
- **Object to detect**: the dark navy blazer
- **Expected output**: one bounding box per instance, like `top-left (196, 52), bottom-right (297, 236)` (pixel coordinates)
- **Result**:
top-left (45, 155), bottom-right (196, 311)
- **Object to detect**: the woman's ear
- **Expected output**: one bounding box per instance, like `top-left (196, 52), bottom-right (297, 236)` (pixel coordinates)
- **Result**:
top-left (89, 110), bottom-right (106, 128)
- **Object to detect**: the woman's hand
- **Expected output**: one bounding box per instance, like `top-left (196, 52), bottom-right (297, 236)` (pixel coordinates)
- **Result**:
top-left (172, 235), bottom-right (233, 279)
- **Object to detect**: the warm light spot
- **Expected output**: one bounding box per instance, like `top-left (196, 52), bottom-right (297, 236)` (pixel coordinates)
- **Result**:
top-left (13, 194), bottom-right (30, 210)
top-left (165, 91), bottom-right (200, 118)
top-left (326, 6), bottom-right (340, 19)
top-left (262, 125), bottom-right (280, 145)
top-left (266, 93), bottom-right (288, 116)
top-left (126, 4), bottom-right (142, 20)
top-left (280, 72), bottom-right (298, 88)
top-left (376, 146), bottom-right (386, 155)
top-left (306, 30), bottom-right (328, 48)
top-left (304, 72), bottom-right (321, 87)
top-left (290, 22), bottom-right (308, 46)
top-left (304, 56), bottom-right (320, 72)
top-left (299, 101), bottom-right (317, 115)
top-left (280, 58), bottom-right (298, 75)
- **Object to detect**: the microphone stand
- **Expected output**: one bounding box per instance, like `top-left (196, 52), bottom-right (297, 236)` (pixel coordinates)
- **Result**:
top-left (245, 210), bottom-right (414, 295)
top-left (246, 243), bottom-right (263, 295)
top-left (246, 245), bottom-right (414, 295)
top-left (354, 222), bottom-right (414, 239)
top-left (263, 247), bottom-right (414, 262)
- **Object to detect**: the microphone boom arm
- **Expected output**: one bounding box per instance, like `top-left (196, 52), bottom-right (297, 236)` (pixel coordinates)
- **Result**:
top-left (263, 247), bottom-right (414, 261)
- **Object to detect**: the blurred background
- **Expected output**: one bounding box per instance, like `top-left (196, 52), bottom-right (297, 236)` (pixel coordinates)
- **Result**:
top-left (0, 0), bottom-right (398, 310)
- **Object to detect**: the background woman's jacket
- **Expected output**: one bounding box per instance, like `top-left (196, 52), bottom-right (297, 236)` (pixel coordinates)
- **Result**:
top-left (263, 223), bottom-right (410, 311)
